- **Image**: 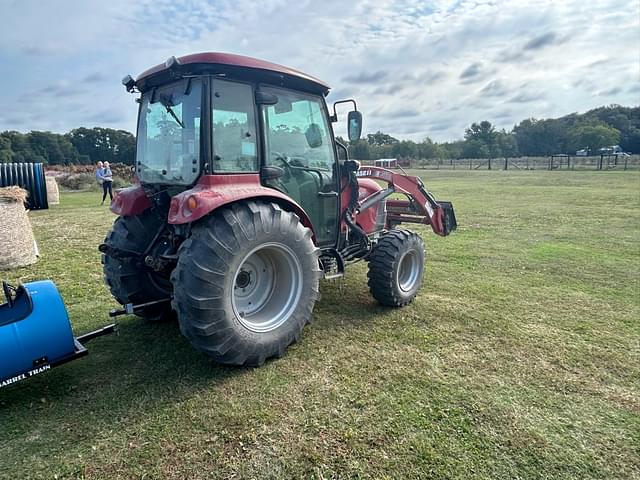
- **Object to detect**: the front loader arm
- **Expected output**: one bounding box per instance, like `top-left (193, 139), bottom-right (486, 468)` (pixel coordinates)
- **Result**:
top-left (355, 166), bottom-right (457, 236)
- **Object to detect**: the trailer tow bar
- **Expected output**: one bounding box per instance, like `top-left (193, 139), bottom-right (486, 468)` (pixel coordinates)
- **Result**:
top-left (109, 298), bottom-right (173, 318)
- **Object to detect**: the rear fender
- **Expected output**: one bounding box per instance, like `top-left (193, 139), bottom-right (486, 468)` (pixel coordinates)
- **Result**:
top-left (168, 174), bottom-right (316, 238)
top-left (110, 184), bottom-right (152, 216)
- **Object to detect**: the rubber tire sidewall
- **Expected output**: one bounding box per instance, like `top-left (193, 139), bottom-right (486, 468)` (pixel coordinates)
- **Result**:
top-left (367, 230), bottom-right (425, 307)
top-left (102, 211), bottom-right (173, 320)
top-left (171, 201), bottom-right (320, 366)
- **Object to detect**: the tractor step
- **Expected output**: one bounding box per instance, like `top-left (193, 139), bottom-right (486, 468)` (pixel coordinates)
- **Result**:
top-left (323, 272), bottom-right (344, 280)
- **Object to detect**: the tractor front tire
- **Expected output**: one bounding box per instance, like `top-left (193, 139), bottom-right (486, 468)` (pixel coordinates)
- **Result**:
top-left (102, 212), bottom-right (173, 321)
top-left (368, 230), bottom-right (425, 307)
top-left (171, 201), bottom-right (321, 367)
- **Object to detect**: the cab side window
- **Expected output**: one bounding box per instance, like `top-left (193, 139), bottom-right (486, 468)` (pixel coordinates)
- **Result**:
top-left (262, 88), bottom-right (334, 172)
top-left (212, 80), bottom-right (258, 172)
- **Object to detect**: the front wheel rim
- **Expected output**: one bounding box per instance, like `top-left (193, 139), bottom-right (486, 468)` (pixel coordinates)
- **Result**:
top-left (232, 243), bottom-right (303, 333)
top-left (397, 249), bottom-right (422, 292)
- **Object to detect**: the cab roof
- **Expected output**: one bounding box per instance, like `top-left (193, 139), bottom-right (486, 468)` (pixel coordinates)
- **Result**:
top-left (135, 52), bottom-right (331, 96)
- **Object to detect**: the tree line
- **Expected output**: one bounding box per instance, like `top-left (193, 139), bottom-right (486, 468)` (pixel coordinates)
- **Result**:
top-left (0, 105), bottom-right (637, 165)
top-left (0, 128), bottom-right (136, 165)
top-left (341, 105), bottom-right (639, 160)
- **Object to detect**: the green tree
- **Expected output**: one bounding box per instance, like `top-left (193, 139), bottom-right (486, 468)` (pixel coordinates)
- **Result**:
top-left (462, 139), bottom-right (490, 158)
top-left (67, 127), bottom-right (136, 164)
top-left (496, 130), bottom-right (519, 158)
top-left (623, 127), bottom-right (640, 153)
top-left (465, 121), bottom-right (496, 144)
top-left (464, 121), bottom-right (500, 157)
top-left (440, 140), bottom-right (464, 159)
top-left (366, 131), bottom-right (399, 146)
top-left (2, 131), bottom-right (34, 162)
top-left (417, 137), bottom-right (441, 158)
top-left (567, 123), bottom-right (621, 152)
top-left (392, 140), bottom-right (417, 159)
top-left (0, 136), bottom-right (12, 163)
top-left (349, 139), bottom-right (370, 160)
top-left (26, 131), bottom-right (80, 165)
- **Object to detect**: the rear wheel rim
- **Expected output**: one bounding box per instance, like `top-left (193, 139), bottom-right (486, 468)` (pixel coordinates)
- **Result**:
top-left (397, 249), bottom-right (421, 293)
top-left (232, 243), bottom-right (303, 333)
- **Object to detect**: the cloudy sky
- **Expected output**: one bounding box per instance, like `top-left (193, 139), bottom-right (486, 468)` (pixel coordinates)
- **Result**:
top-left (0, 0), bottom-right (638, 141)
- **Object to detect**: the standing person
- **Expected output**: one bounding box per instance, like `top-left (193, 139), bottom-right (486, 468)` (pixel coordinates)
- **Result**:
top-left (101, 161), bottom-right (114, 205)
top-left (95, 161), bottom-right (104, 186)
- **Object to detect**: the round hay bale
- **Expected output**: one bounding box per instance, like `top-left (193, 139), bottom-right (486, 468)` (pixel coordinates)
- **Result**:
top-left (0, 187), bottom-right (38, 270)
top-left (45, 176), bottom-right (60, 205)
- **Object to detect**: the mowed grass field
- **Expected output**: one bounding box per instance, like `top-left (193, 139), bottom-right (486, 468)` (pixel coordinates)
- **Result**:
top-left (1, 170), bottom-right (638, 479)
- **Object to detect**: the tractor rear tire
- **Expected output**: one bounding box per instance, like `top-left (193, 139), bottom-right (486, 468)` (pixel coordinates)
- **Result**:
top-left (367, 229), bottom-right (425, 307)
top-left (102, 212), bottom-right (173, 321)
top-left (171, 201), bottom-right (321, 366)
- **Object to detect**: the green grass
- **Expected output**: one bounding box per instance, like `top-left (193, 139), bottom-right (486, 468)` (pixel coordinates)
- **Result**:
top-left (1, 170), bottom-right (638, 479)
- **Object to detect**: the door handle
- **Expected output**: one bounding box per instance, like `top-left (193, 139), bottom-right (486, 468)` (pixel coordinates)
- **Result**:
top-left (317, 191), bottom-right (338, 197)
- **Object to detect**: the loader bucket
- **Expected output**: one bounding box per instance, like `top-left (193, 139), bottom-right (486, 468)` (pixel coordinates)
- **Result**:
top-left (437, 201), bottom-right (458, 236)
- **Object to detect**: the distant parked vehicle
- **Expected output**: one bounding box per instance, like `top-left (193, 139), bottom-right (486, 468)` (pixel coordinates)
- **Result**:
top-left (576, 148), bottom-right (590, 156)
top-left (598, 145), bottom-right (625, 155)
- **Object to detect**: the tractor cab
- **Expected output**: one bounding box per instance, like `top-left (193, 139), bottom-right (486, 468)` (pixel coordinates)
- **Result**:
top-left (125, 52), bottom-right (361, 246)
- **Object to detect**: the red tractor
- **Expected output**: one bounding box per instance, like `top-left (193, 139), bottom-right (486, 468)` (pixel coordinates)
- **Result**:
top-left (100, 53), bottom-right (456, 366)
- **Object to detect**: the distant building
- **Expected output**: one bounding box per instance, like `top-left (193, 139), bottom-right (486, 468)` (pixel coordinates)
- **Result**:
top-left (374, 158), bottom-right (398, 168)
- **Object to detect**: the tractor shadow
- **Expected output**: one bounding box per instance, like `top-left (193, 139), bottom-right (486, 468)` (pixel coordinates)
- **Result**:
top-left (0, 317), bottom-right (246, 446)
top-left (312, 278), bottom-right (392, 329)
top-left (0, 279), bottom-right (392, 451)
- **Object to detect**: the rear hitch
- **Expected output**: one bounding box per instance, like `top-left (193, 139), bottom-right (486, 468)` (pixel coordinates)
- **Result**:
top-left (98, 243), bottom-right (142, 263)
top-left (109, 298), bottom-right (173, 318)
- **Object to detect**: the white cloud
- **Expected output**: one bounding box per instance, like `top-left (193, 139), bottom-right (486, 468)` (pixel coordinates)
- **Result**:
top-left (0, 0), bottom-right (637, 141)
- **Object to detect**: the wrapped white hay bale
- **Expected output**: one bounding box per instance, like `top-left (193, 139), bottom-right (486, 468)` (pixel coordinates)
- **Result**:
top-left (46, 176), bottom-right (60, 205)
top-left (0, 187), bottom-right (38, 270)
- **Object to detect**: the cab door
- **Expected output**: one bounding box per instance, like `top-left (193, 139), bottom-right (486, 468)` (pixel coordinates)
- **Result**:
top-left (260, 87), bottom-right (339, 246)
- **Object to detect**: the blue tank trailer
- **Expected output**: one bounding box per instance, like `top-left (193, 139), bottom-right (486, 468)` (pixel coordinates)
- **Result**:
top-left (0, 280), bottom-right (116, 389)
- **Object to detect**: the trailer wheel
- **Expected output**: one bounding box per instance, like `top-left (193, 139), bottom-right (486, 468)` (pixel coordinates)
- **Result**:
top-left (367, 230), bottom-right (425, 307)
top-left (102, 212), bottom-right (173, 321)
top-left (171, 201), bottom-right (320, 366)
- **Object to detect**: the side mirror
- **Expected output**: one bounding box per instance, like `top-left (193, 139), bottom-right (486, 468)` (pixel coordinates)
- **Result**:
top-left (305, 123), bottom-right (323, 148)
top-left (347, 111), bottom-right (362, 142)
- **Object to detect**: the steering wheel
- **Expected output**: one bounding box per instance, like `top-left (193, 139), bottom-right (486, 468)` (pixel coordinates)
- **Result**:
top-left (2, 281), bottom-right (14, 308)
top-left (270, 152), bottom-right (295, 181)
top-left (271, 152), bottom-right (292, 172)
